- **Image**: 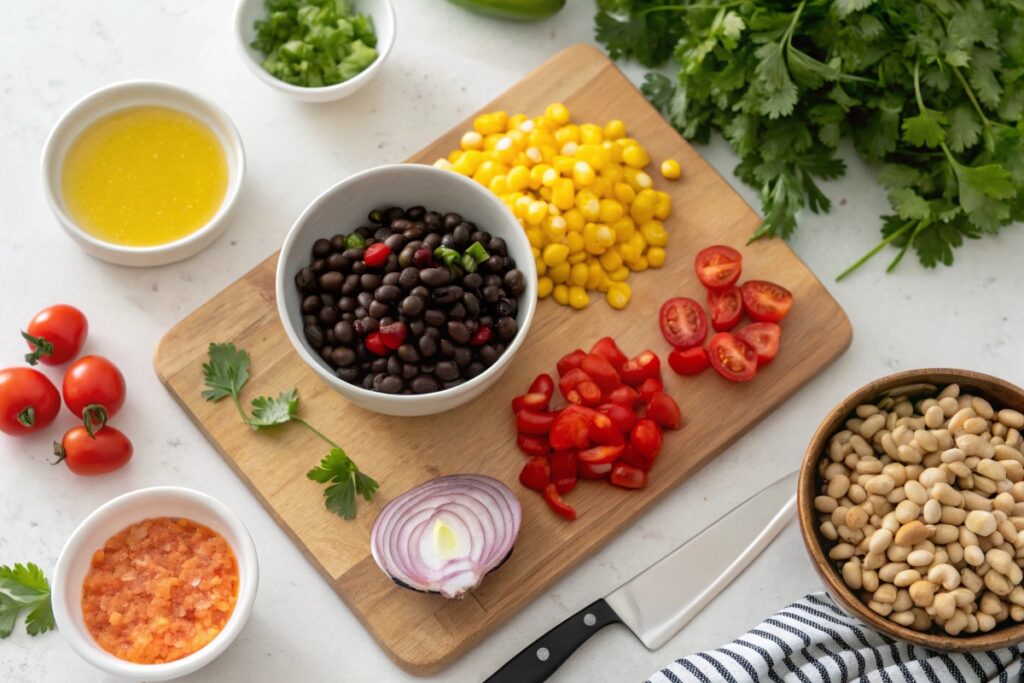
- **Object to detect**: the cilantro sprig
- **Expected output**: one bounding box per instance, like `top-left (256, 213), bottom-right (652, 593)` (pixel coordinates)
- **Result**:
top-left (0, 563), bottom-right (55, 639)
top-left (202, 343), bottom-right (378, 519)
top-left (596, 0), bottom-right (1024, 278)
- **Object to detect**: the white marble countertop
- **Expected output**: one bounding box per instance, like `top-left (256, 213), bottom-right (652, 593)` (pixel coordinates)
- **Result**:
top-left (2, 1), bottom-right (1023, 681)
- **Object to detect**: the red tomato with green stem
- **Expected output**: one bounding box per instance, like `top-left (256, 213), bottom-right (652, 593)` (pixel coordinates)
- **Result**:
top-left (668, 346), bottom-right (710, 376)
top-left (0, 368), bottom-right (61, 436)
top-left (62, 356), bottom-right (126, 433)
top-left (695, 245), bottom-right (743, 291)
top-left (23, 304), bottom-right (88, 366)
top-left (54, 425), bottom-right (132, 475)
top-left (707, 333), bottom-right (758, 382)
top-left (735, 322), bottom-right (782, 366)
top-left (707, 287), bottom-right (743, 332)
top-left (741, 280), bottom-right (793, 323)
top-left (659, 298), bottom-right (707, 349)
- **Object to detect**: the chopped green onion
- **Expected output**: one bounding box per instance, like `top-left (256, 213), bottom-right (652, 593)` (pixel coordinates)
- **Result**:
top-left (465, 241), bottom-right (490, 263)
top-left (344, 233), bottom-right (366, 249)
top-left (434, 246), bottom-right (461, 265)
top-left (461, 253), bottom-right (478, 273)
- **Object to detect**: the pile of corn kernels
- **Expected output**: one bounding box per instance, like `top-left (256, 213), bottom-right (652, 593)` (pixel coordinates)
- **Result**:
top-left (435, 103), bottom-right (680, 311)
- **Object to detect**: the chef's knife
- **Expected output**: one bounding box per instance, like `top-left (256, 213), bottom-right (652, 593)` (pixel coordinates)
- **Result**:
top-left (486, 470), bottom-right (798, 683)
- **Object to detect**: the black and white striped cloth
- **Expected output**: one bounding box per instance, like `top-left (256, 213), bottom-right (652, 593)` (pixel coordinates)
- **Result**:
top-left (649, 593), bottom-right (1023, 683)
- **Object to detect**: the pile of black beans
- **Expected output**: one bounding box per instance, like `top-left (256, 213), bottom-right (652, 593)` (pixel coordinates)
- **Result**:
top-left (294, 206), bottom-right (526, 395)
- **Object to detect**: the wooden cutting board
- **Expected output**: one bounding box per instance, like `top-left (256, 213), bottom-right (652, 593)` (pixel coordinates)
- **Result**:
top-left (155, 44), bottom-right (851, 675)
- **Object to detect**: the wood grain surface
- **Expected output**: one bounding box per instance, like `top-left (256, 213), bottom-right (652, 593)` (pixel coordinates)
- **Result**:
top-left (154, 44), bottom-right (852, 675)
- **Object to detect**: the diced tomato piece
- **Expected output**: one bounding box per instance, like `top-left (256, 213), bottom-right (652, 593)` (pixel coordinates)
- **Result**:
top-left (365, 332), bottom-right (387, 356)
top-left (610, 463), bottom-right (648, 489)
top-left (741, 280), bottom-right (793, 323)
top-left (363, 242), bottom-right (391, 268)
top-left (528, 373), bottom-right (555, 399)
top-left (516, 410), bottom-right (557, 435)
top-left (620, 351), bottom-right (661, 386)
top-left (549, 410), bottom-right (589, 450)
top-left (707, 332), bottom-right (758, 382)
top-left (645, 392), bottom-right (682, 430)
top-left (659, 298), bottom-right (707, 349)
top-left (631, 418), bottom-right (663, 460)
top-left (694, 245), bottom-right (742, 291)
top-left (379, 321), bottom-right (407, 350)
top-left (556, 349), bottom-right (586, 376)
top-left (607, 385), bottom-right (639, 408)
top-left (550, 450), bottom-right (577, 494)
top-left (511, 392), bottom-right (549, 414)
top-left (519, 457), bottom-right (550, 492)
top-left (598, 403), bottom-right (636, 433)
top-left (587, 411), bottom-right (624, 446)
top-left (707, 287), bottom-right (743, 332)
top-left (589, 337), bottom-right (627, 372)
top-left (668, 346), bottom-right (710, 376)
top-left (735, 322), bottom-right (781, 366)
top-left (578, 460), bottom-right (613, 479)
top-left (638, 377), bottom-right (663, 404)
top-left (578, 444), bottom-right (624, 465)
top-left (560, 368), bottom-right (602, 406)
top-left (516, 433), bottom-right (551, 457)
top-left (543, 483), bottom-right (577, 520)
top-left (618, 444), bottom-right (653, 472)
top-left (581, 353), bottom-right (621, 392)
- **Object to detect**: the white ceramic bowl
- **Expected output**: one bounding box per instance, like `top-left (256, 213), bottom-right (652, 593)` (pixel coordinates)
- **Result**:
top-left (52, 487), bottom-right (259, 681)
top-left (234, 0), bottom-right (395, 103)
top-left (41, 81), bottom-right (245, 267)
top-left (277, 163), bottom-right (537, 416)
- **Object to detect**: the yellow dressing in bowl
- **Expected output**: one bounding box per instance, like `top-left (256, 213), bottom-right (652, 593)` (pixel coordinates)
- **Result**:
top-left (60, 106), bottom-right (228, 247)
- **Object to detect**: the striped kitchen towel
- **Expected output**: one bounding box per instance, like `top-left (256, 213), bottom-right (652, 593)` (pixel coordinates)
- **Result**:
top-left (649, 593), bottom-right (1023, 683)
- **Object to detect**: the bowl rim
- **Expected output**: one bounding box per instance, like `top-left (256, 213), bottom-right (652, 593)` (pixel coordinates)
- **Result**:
top-left (798, 367), bottom-right (1024, 651)
top-left (275, 162), bottom-right (537, 409)
top-left (39, 79), bottom-right (246, 258)
top-left (51, 486), bottom-right (259, 679)
top-left (232, 0), bottom-right (396, 96)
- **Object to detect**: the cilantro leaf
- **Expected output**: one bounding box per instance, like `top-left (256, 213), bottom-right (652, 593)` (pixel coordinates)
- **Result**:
top-left (889, 188), bottom-right (931, 220)
top-left (201, 343), bottom-right (251, 402)
top-left (754, 42), bottom-right (798, 119)
top-left (308, 448), bottom-right (380, 520)
top-left (834, 0), bottom-right (876, 18)
top-left (946, 105), bottom-right (983, 153)
top-left (902, 109), bottom-right (948, 148)
top-left (249, 389), bottom-right (298, 428)
top-left (0, 563), bottom-right (54, 638)
top-left (950, 160), bottom-right (1016, 230)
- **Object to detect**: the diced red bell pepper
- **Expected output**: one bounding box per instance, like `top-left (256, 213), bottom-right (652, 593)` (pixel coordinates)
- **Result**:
top-left (363, 242), bottom-right (391, 268)
top-left (516, 433), bottom-right (551, 457)
top-left (620, 350), bottom-right (661, 385)
top-left (511, 392), bottom-right (549, 414)
top-left (645, 392), bottom-right (682, 430)
top-left (528, 373), bottom-right (555, 399)
top-left (578, 444), bottom-right (625, 465)
top-left (581, 353), bottom-right (621, 392)
top-left (550, 450), bottom-right (577, 494)
top-left (543, 483), bottom-right (577, 520)
top-left (589, 337), bottom-right (628, 372)
top-left (631, 418), bottom-right (664, 460)
top-left (638, 377), bottom-right (664, 404)
top-left (556, 349), bottom-right (586, 376)
top-left (610, 463), bottom-right (648, 489)
top-left (607, 385), bottom-right (639, 408)
top-left (549, 410), bottom-right (589, 450)
top-left (598, 403), bottom-right (636, 433)
top-left (578, 460), bottom-right (613, 479)
top-left (516, 409), bottom-right (558, 435)
top-left (470, 325), bottom-right (493, 346)
top-left (379, 321), bottom-right (407, 350)
top-left (519, 457), bottom-right (550, 491)
top-left (365, 332), bottom-right (387, 356)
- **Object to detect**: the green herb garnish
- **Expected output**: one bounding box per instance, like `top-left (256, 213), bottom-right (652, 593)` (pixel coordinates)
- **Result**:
top-left (202, 343), bottom-right (377, 519)
top-left (595, 0), bottom-right (1024, 278)
top-left (251, 0), bottom-right (379, 88)
top-left (0, 563), bottom-right (55, 639)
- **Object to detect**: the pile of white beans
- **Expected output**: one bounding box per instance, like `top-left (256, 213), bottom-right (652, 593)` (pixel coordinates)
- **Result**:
top-left (815, 383), bottom-right (1024, 636)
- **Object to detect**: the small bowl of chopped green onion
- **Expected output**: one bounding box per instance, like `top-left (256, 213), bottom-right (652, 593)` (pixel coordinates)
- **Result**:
top-left (234, 0), bottom-right (395, 103)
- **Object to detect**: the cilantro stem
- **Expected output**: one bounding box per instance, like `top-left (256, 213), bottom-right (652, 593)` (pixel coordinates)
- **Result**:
top-left (640, 2), bottom-right (742, 14)
top-left (781, 0), bottom-right (807, 46)
top-left (293, 417), bottom-right (342, 450)
top-left (836, 220), bottom-right (914, 281)
top-left (911, 61), bottom-right (927, 115)
top-left (231, 394), bottom-right (251, 425)
top-left (951, 66), bottom-right (991, 129)
top-left (887, 220), bottom-right (927, 273)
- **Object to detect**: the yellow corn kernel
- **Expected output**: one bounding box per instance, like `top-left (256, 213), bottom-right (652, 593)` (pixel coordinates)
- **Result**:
top-left (554, 124), bottom-right (579, 145)
top-left (553, 155), bottom-right (576, 174)
top-left (568, 251), bottom-right (588, 265)
top-left (647, 246), bottom-right (666, 268)
top-left (568, 286), bottom-right (590, 310)
top-left (537, 276), bottom-right (554, 298)
top-left (550, 178), bottom-right (575, 211)
top-left (507, 113), bottom-right (527, 131)
top-left (543, 215), bottom-right (568, 242)
top-left (527, 163), bottom-right (547, 188)
top-left (506, 165), bottom-right (530, 192)
top-left (573, 160), bottom-right (596, 186)
top-left (531, 246), bottom-right (541, 259)
top-left (526, 200), bottom-right (549, 225)
top-left (540, 145), bottom-right (557, 163)
top-left (549, 262), bottom-right (571, 284)
top-left (566, 231), bottom-right (585, 255)
top-left (613, 182), bottom-right (635, 204)
top-left (564, 208), bottom-right (585, 232)
top-left (624, 167), bottom-right (653, 191)
top-left (610, 217), bottom-right (635, 245)
top-left (590, 176), bottom-right (612, 199)
top-left (525, 227), bottom-right (545, 249)
top-left (489, 175), bottom-right (508, 194)
top-left (508, 129), bottom-right (528, 150)
top-left (626, 231), bottom-right (646, 255)
top-left (569, 262), bottom-right (589, 287)
top-left (580, 123), bottom-right (604, 145)
top-left (493, 136), bottom-right (518, 164)
top-left (474, 160), bottom-right (503, 187)
top-left (576, 144), bottom-right (610, 171)
top-left (597, 276), bottom-right (613, 293)
top-left (542, 243), bottom-right (570, 267)
top-left (622, 144), bottom-right (650, 168)
top-left (606, 282), bottom-right (631, 309)
top-left (534, 257), bottom-right (547, 276)
top-left (475, 111), bottom-right (507, 135)
top-left (586, 262), bottom-right (604, 289)
top-left (541, 166), bottom-right (560, 187)
top-left (545, 102), bottom-right (571, 126)
top-left (606, 141), bottom-right (624, 165)
top-left (538, 186), bottom-right (553, 202)
top-left (529, 128), bottom-right (556, 148)
top-left (461, 131), bottom-right (484, 150)
top-left (640, 219), bottom-right (669, 247)
top-left (582, 223), bottom-right (603, 254)
top-left (594, 224), bottom-right (616, 248)
top-left (604, 119), bottom-right (627, 140)
top-left (576, 192), bottom-right (601, 221)
top-left (599, 248), bottom-right (623, 272)
top-left (629, 255), bottom-right (649, 272)
top-left (433, 158), bottom-right (454, 171)
top-left (452, 149), bottom-right (483, 175)
top-left (660, 158), bottom-right (681, 179)
top-left (597, 199), bottom-right (623, 223)
top-left (552, 283), bottom-right (570, 306)
top-left (630, 189), bottom-right (659, 223)
top-left (654, 191), bottom-right (672, 220)
top-left (615, 137), bottom-right (640, 149)
top-left (608, 265), bottom-right (630, 282)
top-left (514, 194), bottom-right (533, 218)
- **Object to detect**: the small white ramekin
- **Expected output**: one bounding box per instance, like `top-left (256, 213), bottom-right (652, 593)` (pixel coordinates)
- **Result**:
top-left (234, 0), bottom-right (396, 103)
top-left (41, 81), bottom-right (245, 267)
top-left (52, 487), bottom-right (259, 681)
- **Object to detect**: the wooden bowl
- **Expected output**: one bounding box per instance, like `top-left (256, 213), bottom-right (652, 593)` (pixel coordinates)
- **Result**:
top-left (798, 368), bottom-right (1024, 651)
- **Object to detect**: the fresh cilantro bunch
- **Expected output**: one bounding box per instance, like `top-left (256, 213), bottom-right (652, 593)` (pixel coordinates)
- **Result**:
top-left (203, 343), bottom-right (378, 519)
top-left (0, 563), bottom-right (54, 639)
top-left (596, 0), bottom-right (1024, 277)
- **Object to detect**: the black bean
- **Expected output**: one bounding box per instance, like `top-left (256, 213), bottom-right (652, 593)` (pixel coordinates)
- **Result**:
top-left (304, 325), bottom-right (324, 349)
top-left (462, 272), bottom-right (483, 290)
top-left (374, 284), bottom-right (401, 303)
top-left (465, 319), bottom-right (479, 334)
top-left (435, 361), bottom-right (459, 381)
top-left (496, 316), bottom-right (517, 340)
top-left (403, 223), bottom-right (425, 240)
top-left (504, 270), bottom-right (526, 296)
top-left (481, 285), bottom-right (501, 303)
top-left (318, 306), bottom-right (339, 326)
top-left (368, 300), bottom-right (389, 319)
top-left (310, 258), bottom-right (327, 275)
top-left (338, 296), bottom-right (357, 313)
top-left (379, 376), bottom-right (402, 393)
top-left (334, 321), bottom-right (355, 344)
top-left (342, 274), bottom-right (360, 295)
top-left (368, 209), bottom-right (384, 223)
top-left (362, 374), bottom-right (375, 390)
top-left (410, 285), bottom-right (429, 299)
top-left (440, 339), bottom-right (455, 357)
top-left (443, 379), bottom-right (465, 390)
top-left (351, 261), bottom-right (366, 275)
top-left (479, 344), bottom-right (499, 366)
top-left (448, 303), bottom-right (466, 320)
top-left (402, 363), bottom-right (418, 380)
top-left (330, 234), bottom-right (346, 252)
top-left (380, 316), bottom-right (396, 326)
top-left (424, 211), bottom-right (441, 225)
top-left (446, 321), bottom-right (470, 344)
top-left (421, 363), bottom-right (435, 374)
top-left (398, 267), bottom-right (419, 290)
top-left (470, 232), bottom-right (490, 249)
top-left (295, 267), bottom-right (317, 293)
top-left (503, 256), bottom-right (517, 270)
top-left (385, 254), bottom-right (400, 272)
top-left (418, 335), bottom-right (437, 357)
top-left (385, 233), bottom-right (406, 252)
top-left (330, 347), bottom-right (356, 367)
top-left (302, 314), bottom-right (318, 327)
top-left (320, 293), bottom-right (336, 307)
top-left (381, 272), bottom-right (399, 287)
top-left (341, 248), bottom-right (364, 261)
top-left (411, 375), bottom-right (440, 394)
top-left (420, 268), bottom-right (449, 288)
top-left (390, 218), bottom-right (413, 233)
top-left (424, 309), bottom-right (445, 327)
top-left (423, 326), bottom-right (441, 340)
top-left (340, 312), bottom-right (355, 322)
top-left (463, 292), bottom-right (481, 318)
top-left (484, 255), bottom-right (504, 273)
top-left (312, 238), bottom-right (331, 258)
top-left (319, 345), bottom-right (334, 362)
top-left (398, 245), bottom-right (416, 268)
top-left (400, 295), bottom-right (424, 317)
top-left (406, 206), bottom-right (426, 220)
top-left (488, 237), bottom-right (507, 256)
top-left (432, 285), bottom-right (463, 305)
top-left (443, 212), bottom-right (462, 230)
top-left (326, 253), bottom-right (349, 272)
top-left (357, 291), bottom-right (374, 309)
top-left (408, 319), bottom-right (425, 337)
top-left (423, 233), bottom-right (442, 249)
top-left (301, 295), bottom-right (322, 314)
top-left (357, 273), bottom-right (379, 291)
top-left (325, 329), bottom-right (337, 345)
top-left (453, 347), bottom-right (472, 368)
top-left (397, 344), bottom-right (419, 362)
top-left (336, 366), bottom-right (359, 382)
top-left (484, 274), bottom-right (502, 288)
top-left (358, 317), bottom-right (379, 335)
top-left (467, 362), bottom-right (485, 378)
top-left (497, 297), bottom-right (517, 317)
top-left (384, 207), bottom-right (406, 223)
top-left (387, 356), bottom-right (403, 376)
top-left (353, 306), bottom-right (367, 320)
top-left (371, 358), bottom-right (388, 374)
top-left (440, 233), bottom-right (456, 249)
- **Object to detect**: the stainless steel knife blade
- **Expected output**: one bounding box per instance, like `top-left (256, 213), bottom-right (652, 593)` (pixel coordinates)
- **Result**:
top-left (605, 470), bottom-right (798, 650)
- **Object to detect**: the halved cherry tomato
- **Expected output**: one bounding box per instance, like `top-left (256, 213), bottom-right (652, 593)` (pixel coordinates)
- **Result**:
top-left (549, 410), bottom-right (589, 450)
top-left (695, 245), bottom-right (742, 291)
top-left (659, 298), bottom-right (707, 349)
top-left (519, 457), bottom-right (550, 492)
top-left (638, 377), bottom-right (663, 404)
top-left (741, 280), bottom-right (793, 323)
top-left (598, 403), bottom-right (636, 434)
top-left (543, 483), bottom-right (577, 520)
top-left (589, 337), bottom-right (627, 372)
top-left (620, 351), bottom-right (661, 386)
top-left (529, 373), bottom-right (555, 399)
top-left (735, 322), bottom-right (781, 366)
top-left (550, 450), bottom-right (577, 494)
top-left (516, 410), bottom-right (557, 435)
top-left (668, 346), bottom-right (710, 376)
top-left (607, 385), bottom-right (638, 408)
top-left (0, 368), bottom-right (61, 436)
top-left (610, 463), bottom-right (648, 489)
top-left (578, 460), bottom-right (613, 479)
top-left (556, 349), bottom-right (585, 376)
top-left (619, 444), bottom-right (653, 472)
top-left (23, 304), bottom-right (88, 366)
top-left (707, 287), bottom-right (743, 332)
top-left (54, 425), bottom-right (133, 476)
top-left (581, 354), bottom-right (621, 392)
top-left (646, 392), bottom-right (682, 430)
top-left (559, 368), bottom-right (602, 405)
top-left (631, 418), bottom-right (664, 460)
top-left (512, 392), bottom-right (549, 413)
top-left (578, 444), bottom-right (625, 465)
top-left (517, 433), bottom-right (551, 457)
top-left (707, 332), bottom-right (758, 382)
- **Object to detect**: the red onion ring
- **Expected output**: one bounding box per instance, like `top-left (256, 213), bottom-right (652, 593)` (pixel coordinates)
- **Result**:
top-left (370, 474), bottom-right (521, 599)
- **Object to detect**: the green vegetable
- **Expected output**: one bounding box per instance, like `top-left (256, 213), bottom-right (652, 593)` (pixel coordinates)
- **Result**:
top-left (343, 232), bottom-right (366, 249)
top-left (465, 241), bottom-right (490, 263)
top-left (202, 343), bottom-right (377, 519)
top-left (447, 0), bottom-right (565, 21)
top-left (461, 253), bottom-right (478, 273)
top-left (595, 0), bottom-right (1024, 278)
top-left (434, 246), bottom-right (461, 265)
top-left (251, 0), bottom-right (378, 88)
top-left (0, 563), bottom-right (54, 639)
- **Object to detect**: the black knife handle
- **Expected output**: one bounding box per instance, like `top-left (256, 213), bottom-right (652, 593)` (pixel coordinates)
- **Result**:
top-left (485, 598), bottom-right (621, 683)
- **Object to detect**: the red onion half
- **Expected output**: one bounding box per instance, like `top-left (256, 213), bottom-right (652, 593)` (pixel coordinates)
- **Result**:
top-left (370, 474), bottom-right (522, 599)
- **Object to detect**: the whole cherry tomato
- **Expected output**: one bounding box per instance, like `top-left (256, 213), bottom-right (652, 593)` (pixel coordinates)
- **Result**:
top-left (62, 356), bottom-right (126, 430)
top-left (23, 304), bottom-right (88, 366)
top-left (0, 368), bottom-right (61, 436)
top-left (54, 425), bottom-right (133, 475)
